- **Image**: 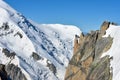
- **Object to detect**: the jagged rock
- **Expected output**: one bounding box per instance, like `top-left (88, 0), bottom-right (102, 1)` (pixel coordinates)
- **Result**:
top-left (65, 22), bottom-right (113, 80)
top-left (14, 32), bottom-right (23, 38)
top-left (73, 35), bottom-right (80, 54)
top-left (5, 64), bottom-right (27, 80)
top-left (111, 22), bottom-right (117, 25)
top-left (2, 48), bottom-right (10, 56)
top-left (65, 64), bottom-right (86, 80)
top-left (2, 22), bottom-right (9, 30)
top-left (0, 64), bottom-right (8, 80)
top-left (32, 52), bottom-right (43, 60)
top-left (2, 48), bottom-right (16, 59)
top-left (95, 36), bottom-right (113, 60)
top-left (100, 21), bottom-right (110, 35)
top-left (0, 63), bottom-right (27, 80)
top-left (79, 33), bottom-right (84, 46)
top-left (73, 33), bottom-right (84, 54)
top-left (86, 55), bottom-right (112, 80)
top-left (47, 61), bottom-right (56, 75)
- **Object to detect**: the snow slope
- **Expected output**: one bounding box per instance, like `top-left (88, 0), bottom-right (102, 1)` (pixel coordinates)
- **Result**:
top-left (102, 24), bottom-right (120, 80)
top-left (0, 0), bottom-right (81, 80)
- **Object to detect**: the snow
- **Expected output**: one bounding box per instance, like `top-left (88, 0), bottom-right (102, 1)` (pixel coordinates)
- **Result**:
top-left (40, 24), bottom-right (81, 40)
top-left (20, 68), bottom-right (32, 80)
top-left (28, 22), bottom-right (81, 80)
top-left (0, 0), bottom-right (81, 80)
top-left (102, 24), bottom-right (120, 80)
top-left (0, 7), bottom-right (9, 21)
top-left (0, 21), bottom-right (36, 58)
top-left (0, 47), bottom-right (32, 80)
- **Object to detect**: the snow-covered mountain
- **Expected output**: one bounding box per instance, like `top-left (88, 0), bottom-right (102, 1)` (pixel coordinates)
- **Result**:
top-left (65, 21), bottom-right (120, 80)
top-left (0, 0), bottom-right (81, 80)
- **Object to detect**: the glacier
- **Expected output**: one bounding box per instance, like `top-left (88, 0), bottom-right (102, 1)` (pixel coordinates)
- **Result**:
top-left (0, 0), bottom-right (81, 80)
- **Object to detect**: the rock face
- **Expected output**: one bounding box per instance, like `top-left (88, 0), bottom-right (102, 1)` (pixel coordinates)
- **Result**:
top-left (0, 64), bottom-right (27, 80)
top-left (0, 64), bottom-right (8, 80)
top-left (2, 48), bottom-right (16, 59)
top-left (65, 21), bottom-right (113, 80)
top-left (31, 52), bottom-right (43, 60)
top-left (47, 61), bottom-right (57, 75)
top-left (100, 21), bottom-right (110, 35)
top-left (5, 64), bottom-right (27, 80)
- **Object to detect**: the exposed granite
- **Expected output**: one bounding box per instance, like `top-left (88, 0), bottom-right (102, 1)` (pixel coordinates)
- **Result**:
top-left (65, 21), bottom-right (113, 80)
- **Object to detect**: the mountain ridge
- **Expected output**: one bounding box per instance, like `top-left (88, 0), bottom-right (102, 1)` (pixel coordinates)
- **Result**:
top-left (0, 0), bottom-right (120, 80)
top-left (0, 0), bottom-right (81, 80)
top-left (65, 21), bottom-right (120, 80)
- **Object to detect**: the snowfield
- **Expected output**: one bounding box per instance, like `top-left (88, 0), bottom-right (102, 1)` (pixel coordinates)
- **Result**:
top-left (102, 24), bottom-right (120, 80)
top-left (0, 0), bottom-right (81, 80)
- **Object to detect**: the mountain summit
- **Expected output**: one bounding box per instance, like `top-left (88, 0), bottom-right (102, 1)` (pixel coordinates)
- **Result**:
top-left (0, 0), bottom-right (120, 80)
top-left (0, 0), bottom-right (81, 80)
top-left (65, 21), bottom-right (120, 80)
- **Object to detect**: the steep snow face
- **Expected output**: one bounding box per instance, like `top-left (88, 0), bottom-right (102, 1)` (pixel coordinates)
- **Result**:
top-left (0, 0), bottom-right (81, 80)
top-left (102, 24), bottom-right (120, 80)
top-left (30, 22), bottom-right (81, 66)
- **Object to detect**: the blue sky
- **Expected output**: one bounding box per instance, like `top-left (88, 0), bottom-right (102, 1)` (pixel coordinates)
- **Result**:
top-left (4, 0), bottom-right (120, 32)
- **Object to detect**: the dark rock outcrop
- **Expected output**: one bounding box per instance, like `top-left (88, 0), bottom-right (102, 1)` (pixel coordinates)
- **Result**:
top-left (5, 64), bottom-right (27, 80)
top-left (1, 22), bottom-right (10, 30)
top-left (14, 32), bottom-right (23, 38)
top-left (47, 61), bottom-right (56, 75)
top-left (0, 64), bottom-right (8, 80)
top-left (2, 48), bottom-right (16, 59)
top-left (32, 52), bottom-right (43, 60)
top-left (0, 63), bottom-right (27, 80)
top-left (65, 22), bottom-right (113, 80)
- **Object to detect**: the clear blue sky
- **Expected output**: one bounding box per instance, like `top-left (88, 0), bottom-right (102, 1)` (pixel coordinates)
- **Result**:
top-left (4, 0), bottom-right (120, 32)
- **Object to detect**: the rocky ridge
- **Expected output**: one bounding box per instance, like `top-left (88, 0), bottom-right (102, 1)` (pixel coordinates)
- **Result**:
top-left (65, 21), bottom-right (113, 80)
top-left (0, 48), bottom-right (27, 80)
top-left (0, 64), bottom-right (27, 80)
